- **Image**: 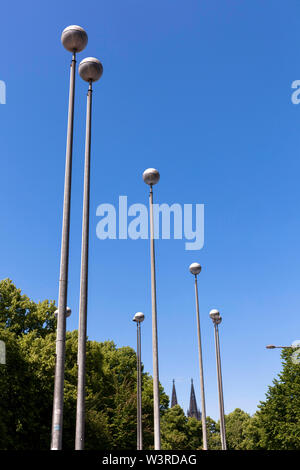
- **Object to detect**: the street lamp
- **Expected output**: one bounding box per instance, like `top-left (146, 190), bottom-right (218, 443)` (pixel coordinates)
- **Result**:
top-left (133, 312), bottom-right (145, 450)
top-left (266, 341), bottom-right (300, 365)
top-left (143, 168), bottom-right (161, 450)
top-left (189, 262), bottom-right (208, 450)
top-left (75, 57), bottom-right (103, 451)
top-left (209, 309), bottom-right (227, 450)
top-left (51, 25), bottom-right (87, 451)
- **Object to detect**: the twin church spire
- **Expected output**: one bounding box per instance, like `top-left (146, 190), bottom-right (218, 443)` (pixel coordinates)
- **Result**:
top-left (171, 379), bottom-right (201, 421)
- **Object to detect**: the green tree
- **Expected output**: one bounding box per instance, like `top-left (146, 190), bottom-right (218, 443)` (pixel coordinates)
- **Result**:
top-left (0, 279), bottom-right (56, 449)
top-left (0, 279), bottom-right (169, 450)
top-left (241, 412), bottom-right (266, 450)
top-left (246, 348), bottom-right (300, 450)
top-left (161, 405), bottom-right (191, 449)
top-left (224, 408), bottom-right (251, 450)
top-left (0, 278), bottom-right (56, 336)
top-left (186, 417), bottom-right (202, 449)
top-left (206, 416), bottom-right (222, 450)
top-left (161, 405), bottom-right (208, 450)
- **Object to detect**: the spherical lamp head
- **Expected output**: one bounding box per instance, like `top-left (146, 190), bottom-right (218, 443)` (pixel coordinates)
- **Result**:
top-left (54, 306), bottom-right (72, 318)
top-left (79, 57), bottom-right (103, 82)
top-left (189, 262), bottom-right (202, 276)
top-left (61, 25), bottom-right (88, 53)
top-left (143, 168), bottom-right (160, 186)
top-left (209, 309), bottom-right (220, 321)
top-left (65, 307), bottom-right (72, 318)
top-left (133, 312), bottom-right (145, 323)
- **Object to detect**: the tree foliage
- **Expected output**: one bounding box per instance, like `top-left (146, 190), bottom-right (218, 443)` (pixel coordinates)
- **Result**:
top-left (161, 406), bottom-right (223, 450)
top-left (161, 405), bottom-right (195, 449)
top-left (0, 278), bottom-right (56, 336)
top-left (0, 279), bottom-right (169, 450)
top-left (2, 279), bottom-right (300, 450)
top-left (224, 408), bottom-right (251, 450)
top-left (245, 348), bottom-right (300, 450)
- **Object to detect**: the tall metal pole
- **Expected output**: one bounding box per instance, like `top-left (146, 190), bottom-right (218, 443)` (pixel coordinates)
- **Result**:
top-left (194, 275), bottom-right (208, 450)
top-left (143, 168), bottom-right (160, 450)
top-left (75, 81), bottom-right (92, 450)
top-left (210, 309), bottom-right (226, 450)
top-left (51, 51), bottom-right (76, 451)
top-left (133, 312), bottom-right (145, 450)
top-left (75, 57), bottom-right (103, 450)
top-left (136, 322), bottom-right (140, 450)
top-left (138, 322), bottom-right (143, 449)
top-left (51, 25), bottom-right (88, 451)
top-left (149, 185), bottom-right (161, 450)
top-left (136, 322), bottom-right (143, 449)
top-left (214, 322), bottom-right (227, 450)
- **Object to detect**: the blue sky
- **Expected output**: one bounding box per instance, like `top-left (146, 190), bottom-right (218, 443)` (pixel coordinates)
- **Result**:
top-left (1, 0), bottom-right (300, 421)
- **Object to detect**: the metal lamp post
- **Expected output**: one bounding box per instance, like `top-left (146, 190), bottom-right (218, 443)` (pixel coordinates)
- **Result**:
top-left (75, 57), bottom-right (103, 451)
top-left (189, 263), bottom-right (208, 450)
top-left (266, 342), bottom-right (300, 366)
top-left (133, 312), bottom-right (145, 450)
top-left (51, 25), bottom-right (87, 451)
top-left (143, 168), bottom-right (161, 450)
top-left (209, 309), bottom-right (227, 450)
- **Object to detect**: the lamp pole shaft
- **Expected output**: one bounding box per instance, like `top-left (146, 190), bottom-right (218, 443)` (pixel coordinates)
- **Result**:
top-left (51, 52), bottom-right (76, 451)
top-left (138, 322), bottom-right (143, 449)
top-left (214, 323), bottom-right (227, 450)
top-left (136, 323), bottom-right (143, 450)
top-left (75, 81), bottom-right (93, 450)
top-left (136, 323), bottom-right (140, 450)
top-left (149, 186), bottom-right (161, 450)
top-left (194, 276), bottom-right (208, 450)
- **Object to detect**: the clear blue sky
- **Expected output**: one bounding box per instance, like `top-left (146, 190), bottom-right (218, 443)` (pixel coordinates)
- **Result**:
top-left (1, 0), bottom-right (300, 421)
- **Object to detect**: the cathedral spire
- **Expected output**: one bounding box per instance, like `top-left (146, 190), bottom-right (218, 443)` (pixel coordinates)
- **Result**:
top-left (171, 379), bottom-right (178, 407)
top-left (187, 378), bottom-right (201, 421)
